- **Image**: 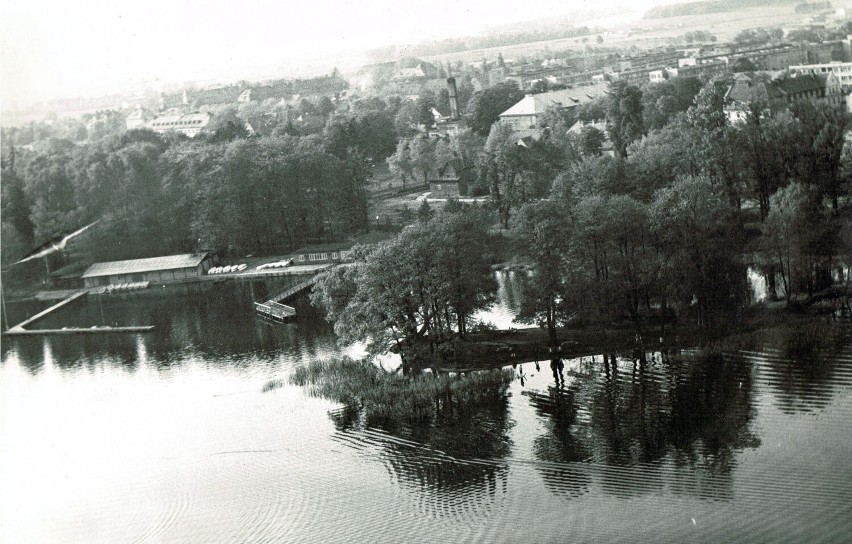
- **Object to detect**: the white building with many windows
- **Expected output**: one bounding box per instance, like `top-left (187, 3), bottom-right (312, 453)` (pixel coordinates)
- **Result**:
top-left (146, 112), bottom-right (212, 137)
top-left (789, 62), bottom-right (852, 91)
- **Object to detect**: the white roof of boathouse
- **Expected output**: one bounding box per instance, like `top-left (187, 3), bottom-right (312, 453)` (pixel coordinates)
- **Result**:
top-left (82, 254), bottom-right (209, 279)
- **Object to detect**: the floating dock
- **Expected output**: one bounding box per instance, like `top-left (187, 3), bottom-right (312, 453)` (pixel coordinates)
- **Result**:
top-left (254, 275), bottom-right (319, 321)
top-left (254, 301), bottom-right (296, 321)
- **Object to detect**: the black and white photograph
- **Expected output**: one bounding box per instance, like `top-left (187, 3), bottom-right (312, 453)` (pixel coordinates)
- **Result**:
top-left (1, 0), bottom-right (851, 541)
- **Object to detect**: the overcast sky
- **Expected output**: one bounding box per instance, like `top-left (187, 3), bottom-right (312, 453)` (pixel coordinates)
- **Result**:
top-left (1, 0), bottom-right (662, 108)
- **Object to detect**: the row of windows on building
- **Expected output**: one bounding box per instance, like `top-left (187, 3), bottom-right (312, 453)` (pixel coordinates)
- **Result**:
top-left (296, 251), bottom-right (350, 262)
top-left (151, 119), bottom-right (204, 127)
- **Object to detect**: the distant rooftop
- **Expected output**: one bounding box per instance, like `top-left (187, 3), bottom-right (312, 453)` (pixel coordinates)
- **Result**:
top-left (499, 83), bottom-right (609, 118)
top-left (725, 72), bottom-right (826, 104)
top-left (567, 120), bottom-right (607, 134)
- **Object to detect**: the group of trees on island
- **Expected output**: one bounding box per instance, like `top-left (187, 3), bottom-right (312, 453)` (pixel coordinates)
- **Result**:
top-left (514, 82), bottom-right (852, 334)
top-left (310, 206), bottom-right (497, 366)
top-left (509, 79), bottom-right (849, 339)
top-left (310, 75), bottom-right (850, 363)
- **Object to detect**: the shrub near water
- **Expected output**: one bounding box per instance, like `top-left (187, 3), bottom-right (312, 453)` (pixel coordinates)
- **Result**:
top-left (290, 357), bottom-right (514, 427)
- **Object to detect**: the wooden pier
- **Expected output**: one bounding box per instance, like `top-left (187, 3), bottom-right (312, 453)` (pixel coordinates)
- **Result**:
top-left (3, 289), bottom-right (155, 337)
top-left (4, 325), bottom-right (156, 336)
top-left (6, 290), bottom-right (88, 331)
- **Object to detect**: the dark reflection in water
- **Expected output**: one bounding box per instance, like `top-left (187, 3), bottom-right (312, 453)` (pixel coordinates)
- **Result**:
top-left (2, 274), bottom-right (851, 543)
top-left (666, 353), bottom-right (760, 469)
top-left (329, 378), bottom-right (513, 517)
top-left (751, 326), bottom-right (852, 414)
top-left (7, 338), bottom-right (47, 375)
top-left (525, 350), bottom-right (760, 501)
top-left (526, 383), bottom-right (592, 500)
top-left (3, 283), bottom-right (336, 373)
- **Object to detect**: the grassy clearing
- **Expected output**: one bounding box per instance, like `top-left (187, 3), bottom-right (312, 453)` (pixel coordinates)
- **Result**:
top-left (290, 356), bottom-right (514, 427)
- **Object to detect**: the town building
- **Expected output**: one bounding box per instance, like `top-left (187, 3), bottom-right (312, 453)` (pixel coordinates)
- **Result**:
top-left (428, 161), bottom-right (465, 198)
top-left (146, 112), bottom-right (212, 137)
top-left (723, 72), bottom-right (844, 122)
top-left (677, 60), bottom-right (729, 79)
top-left (392, 64), bottom-right (427, 80)
top-left (497, 83), bottom-right (609, 136)
top-left (125, 108), bottom-right (153, 130)
top-left (289, 244), bottom-right (353, 264)
top-left (649, 68), bottom-right (679, 83)
top-left (676, 47), bottom-right (702, 59)
top-left (81, 254), bottom-right (213, 288)
top-left (789, 61), bottom-right (852, 91)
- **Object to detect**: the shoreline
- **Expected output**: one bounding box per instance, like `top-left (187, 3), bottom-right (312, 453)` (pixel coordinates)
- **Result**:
top-left (409, 302), bottom-right (850, 373)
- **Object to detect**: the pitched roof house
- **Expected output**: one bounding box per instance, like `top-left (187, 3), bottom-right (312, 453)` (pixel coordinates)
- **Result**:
top-left (724, 72), bottom-right (842, 122)
top-left (498, 83), bottom-right (609, 137)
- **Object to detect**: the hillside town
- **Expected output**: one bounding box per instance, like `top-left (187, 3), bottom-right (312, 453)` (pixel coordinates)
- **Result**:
top-left (2, 2), bottom-right (852, 542)
top-left (4, 14), bottom-right (852, 287)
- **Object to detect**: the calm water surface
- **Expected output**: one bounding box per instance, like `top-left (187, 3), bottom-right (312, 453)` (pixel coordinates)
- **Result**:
top-left (2, 273), bottom-right (851, 543)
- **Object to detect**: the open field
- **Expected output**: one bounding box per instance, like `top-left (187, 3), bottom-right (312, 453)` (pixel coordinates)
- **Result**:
top-left (422, 6), bottom-right (806, 65)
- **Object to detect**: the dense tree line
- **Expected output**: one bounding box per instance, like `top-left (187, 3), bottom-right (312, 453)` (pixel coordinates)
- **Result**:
top-left (4, 64), bottom-right (850, 341)
top-left (512, 78), bottom-right (851, 338)
top-left (1, 118), bottom-right (376, 272)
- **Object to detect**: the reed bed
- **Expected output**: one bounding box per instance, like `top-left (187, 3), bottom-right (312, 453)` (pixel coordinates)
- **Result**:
top-left (290, 357), bottom-right (514, 426)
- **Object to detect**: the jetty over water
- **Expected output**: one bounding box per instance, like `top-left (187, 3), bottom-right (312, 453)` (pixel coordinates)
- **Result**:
top-left (4, 325), bottom-right (156, 336)
top-left (254, 275), bottom-right (320, 321)
top-left (3, 290), bottom-right (155, 337)
top-left (8, 290), bottom-right (88, 331)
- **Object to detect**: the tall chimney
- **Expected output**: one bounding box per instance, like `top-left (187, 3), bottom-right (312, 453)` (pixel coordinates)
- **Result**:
top-left (447, 77), bottom-right (460, 120)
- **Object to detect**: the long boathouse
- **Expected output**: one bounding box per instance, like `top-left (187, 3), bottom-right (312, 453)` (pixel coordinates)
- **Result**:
top-left (81, 253), bottom-right (213, 288)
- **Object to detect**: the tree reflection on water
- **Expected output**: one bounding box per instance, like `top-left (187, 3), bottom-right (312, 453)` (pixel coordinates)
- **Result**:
top-left (755, 325), bottom-right (850, 414)
top-left (526, 378), bottom-right (592, 500)
top-left (527, 350), bottom-right (761, 501)
top-left (327, 375), bottom-right (513, 518)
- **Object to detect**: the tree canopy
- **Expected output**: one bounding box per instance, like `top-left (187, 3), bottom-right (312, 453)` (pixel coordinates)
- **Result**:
top-left (311, 208), bottom-right (496, 367)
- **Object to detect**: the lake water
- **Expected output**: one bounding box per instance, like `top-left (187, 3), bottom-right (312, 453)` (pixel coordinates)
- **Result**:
top-left (2, 273), bottom-right (851, 543)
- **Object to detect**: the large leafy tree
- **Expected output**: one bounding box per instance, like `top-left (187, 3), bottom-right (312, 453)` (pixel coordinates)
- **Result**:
top-left (24, 151), bottom-right (80, 244)
top-left (606, 81), bottom-right (644, 157)
top-left (650, 174), bottom-right (747, 327)
top-left (788, 102), bottom-right (847, 212)
top-left (643, 76), bottom-right (703, 130)
top-left (387, 139), bottom-right (415, 188)
top-left (465, 82), bottom-right (525, 136)
top-left (513, 200), bottom-right (572, 346)
top-left (481, 122), bottom-right (525, 228)
top-left (1, 166), bottom-right (34, 247)
top-left (760, 182), bottom-right (838, 302)
top-left (325, 110), bottom-right (397, 162)
top-left (311, 210), bottom-right (495, 366)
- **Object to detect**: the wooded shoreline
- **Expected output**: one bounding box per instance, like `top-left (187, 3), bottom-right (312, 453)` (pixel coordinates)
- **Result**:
top-left (410, 296), bottom-right (851, 372)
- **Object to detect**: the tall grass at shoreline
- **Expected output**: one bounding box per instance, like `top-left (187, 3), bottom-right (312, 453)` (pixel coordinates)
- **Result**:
top-left (721, 319), bottom-right (845, 355)
top-left (290, 357), bottom-right (514, 427)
